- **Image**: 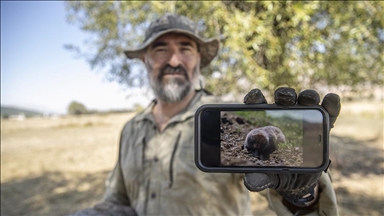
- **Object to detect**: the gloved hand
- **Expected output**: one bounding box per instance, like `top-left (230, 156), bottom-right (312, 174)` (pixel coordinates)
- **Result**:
top-left (243, 87), bottom-right (341, 208)
top-left (69, 202), bottom-right (137, 216)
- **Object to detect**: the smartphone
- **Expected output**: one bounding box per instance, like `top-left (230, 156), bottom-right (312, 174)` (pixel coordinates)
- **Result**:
top-left (194, 104), bottom-right (330, 173)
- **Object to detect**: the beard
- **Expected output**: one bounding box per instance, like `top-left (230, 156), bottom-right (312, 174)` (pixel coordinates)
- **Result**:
top-left (149, 65), bottom-right (199, 103)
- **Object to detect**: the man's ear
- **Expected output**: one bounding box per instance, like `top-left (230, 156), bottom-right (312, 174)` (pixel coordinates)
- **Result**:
top-left (140, 54), bottom-right (146, 62)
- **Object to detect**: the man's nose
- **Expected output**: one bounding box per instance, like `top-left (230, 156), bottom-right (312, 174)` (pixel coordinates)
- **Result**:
top-left (168, 52), bottom-right (182, 67)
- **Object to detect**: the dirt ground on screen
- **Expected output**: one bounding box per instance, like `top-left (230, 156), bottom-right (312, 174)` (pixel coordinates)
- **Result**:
top-left (1, 100), bottom-right (383, 216)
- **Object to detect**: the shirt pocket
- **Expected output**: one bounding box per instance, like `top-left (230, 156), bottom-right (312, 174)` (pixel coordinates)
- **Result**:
top-left (121, 132), bottom-right (148, 203)
top-left (172, 133), bottom-right (197, 182)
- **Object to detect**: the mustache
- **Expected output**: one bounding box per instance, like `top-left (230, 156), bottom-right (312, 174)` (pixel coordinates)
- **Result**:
top-left (159, 65), bottom-right (188, 80)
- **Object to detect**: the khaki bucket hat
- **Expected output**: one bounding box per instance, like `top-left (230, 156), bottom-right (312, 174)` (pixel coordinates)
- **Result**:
top-left (124, 13), bottom-right (219, 68)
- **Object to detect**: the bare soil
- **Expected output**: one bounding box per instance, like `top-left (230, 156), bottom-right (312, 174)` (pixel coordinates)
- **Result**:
top-left (1, 100), bottom-right (383, 216)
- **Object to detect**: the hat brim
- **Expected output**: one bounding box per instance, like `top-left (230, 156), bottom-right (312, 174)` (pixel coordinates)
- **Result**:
top-left (124, 29), bottom-right (219, 69)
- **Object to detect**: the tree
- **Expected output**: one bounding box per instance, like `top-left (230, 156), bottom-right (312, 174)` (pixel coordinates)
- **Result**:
top-left (67, 101), bottom-right (88, 115)
top-left (130, 103), bottom-right (143, 113)
top-left (65, 1), bottom-right (384, 98)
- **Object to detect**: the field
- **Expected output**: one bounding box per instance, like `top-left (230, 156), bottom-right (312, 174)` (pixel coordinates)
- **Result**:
top-left (1, 100), bottom-right (383, 215)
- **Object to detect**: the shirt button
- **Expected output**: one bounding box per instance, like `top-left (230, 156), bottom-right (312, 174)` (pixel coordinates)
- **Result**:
top-left (151, 192), bottom-right (156, 198)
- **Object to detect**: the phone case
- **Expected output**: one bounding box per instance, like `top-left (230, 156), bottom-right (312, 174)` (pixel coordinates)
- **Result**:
top-left (194, 103), bottom-right (330, 173)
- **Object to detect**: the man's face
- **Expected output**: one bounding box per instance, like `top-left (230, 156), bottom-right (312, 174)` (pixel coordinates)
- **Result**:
top-left (143, 33), bottom-right (201, 103)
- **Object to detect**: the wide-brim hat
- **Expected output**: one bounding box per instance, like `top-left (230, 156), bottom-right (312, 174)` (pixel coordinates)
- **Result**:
top-left (124, 13), bottom-right (219, 69)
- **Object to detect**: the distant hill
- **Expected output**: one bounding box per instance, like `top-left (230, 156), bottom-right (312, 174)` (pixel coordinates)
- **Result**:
top-left (1, 106), bottom-right (43, 118)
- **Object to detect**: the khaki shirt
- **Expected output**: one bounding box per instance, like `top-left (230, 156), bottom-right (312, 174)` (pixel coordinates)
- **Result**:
top-left (103, 90), bottom-right (252, 215)
top-left (102, 90), bottom-right (338, 216)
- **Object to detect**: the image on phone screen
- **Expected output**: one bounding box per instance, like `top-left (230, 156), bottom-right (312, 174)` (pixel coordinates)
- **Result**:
top-left (218, 110), bottom-right (324, 167)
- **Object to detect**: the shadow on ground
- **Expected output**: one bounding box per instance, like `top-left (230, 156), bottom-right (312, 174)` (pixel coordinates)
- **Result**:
top-left (330, 134), bottom-right (383, 176)
top-left (1, 133), bottom-right (383, 216)
top-left (1, 171), bottom-right (109, 216)
top-left (329, 134), bottom-right (384, 215)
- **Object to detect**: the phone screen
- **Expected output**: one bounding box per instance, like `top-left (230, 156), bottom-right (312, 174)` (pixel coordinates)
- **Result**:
top-left (196, 105), bottom-right (329, 172)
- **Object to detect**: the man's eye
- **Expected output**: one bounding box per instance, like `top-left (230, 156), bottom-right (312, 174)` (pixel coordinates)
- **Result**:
top-left (155, 48), bottom-right (166, 52)
top-left (181, 47), bottom-right (192, 52)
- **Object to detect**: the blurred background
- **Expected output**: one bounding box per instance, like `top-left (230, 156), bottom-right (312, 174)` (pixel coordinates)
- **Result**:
top-left (1, 1), bottom-right (383, 215)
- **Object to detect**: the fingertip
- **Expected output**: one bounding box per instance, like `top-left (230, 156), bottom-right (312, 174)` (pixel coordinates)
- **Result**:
top-left (244, 88), bottom-right (268, 104)
top-left (322, 93), bottom-right (341, 128)
top-left (322, 93), bottom-right (341, 117)
top-left (298, 89), bottom-right (320, 106)
top-left (274, 87), bottom-right (297, 105)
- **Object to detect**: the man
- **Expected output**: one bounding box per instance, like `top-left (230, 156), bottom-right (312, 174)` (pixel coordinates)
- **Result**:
top-left (72, 14), bottom-right (340, 215)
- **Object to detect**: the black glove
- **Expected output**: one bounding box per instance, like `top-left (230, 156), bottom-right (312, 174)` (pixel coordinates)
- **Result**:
top-left (243, 87), bottom-right (341, 208)
top-left (69, 202), bottom-right (137, 216)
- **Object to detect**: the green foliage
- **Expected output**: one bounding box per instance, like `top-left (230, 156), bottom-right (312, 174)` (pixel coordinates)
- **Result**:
top-left (234, 110), bottom-right (303, 146)
top-left (1, 106), bottom-right (42, 118)
top-left (133, 103), bottom-right (144, 113)
top-left (67, 101), bottom-right (88, 115)
top-left (235, 110), bottom-right (271, 126)
top-left (65, 1), bottom-right (384, 97)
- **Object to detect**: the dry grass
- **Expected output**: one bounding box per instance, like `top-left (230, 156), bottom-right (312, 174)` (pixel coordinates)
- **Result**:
top-left (1, 101), bottom-right (383, 216)
top-left (327, 100), bottom-right (384, 216)
top-left (1, 113), bottom-right (135, 215)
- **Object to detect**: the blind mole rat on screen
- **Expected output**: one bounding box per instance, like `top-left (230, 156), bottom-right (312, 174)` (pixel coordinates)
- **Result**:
top-left (243, 126), bottom-right (286, 160)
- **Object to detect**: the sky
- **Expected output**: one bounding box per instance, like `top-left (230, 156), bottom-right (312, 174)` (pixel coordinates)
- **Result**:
top-left (1, 1), bottom-right (153, 115)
